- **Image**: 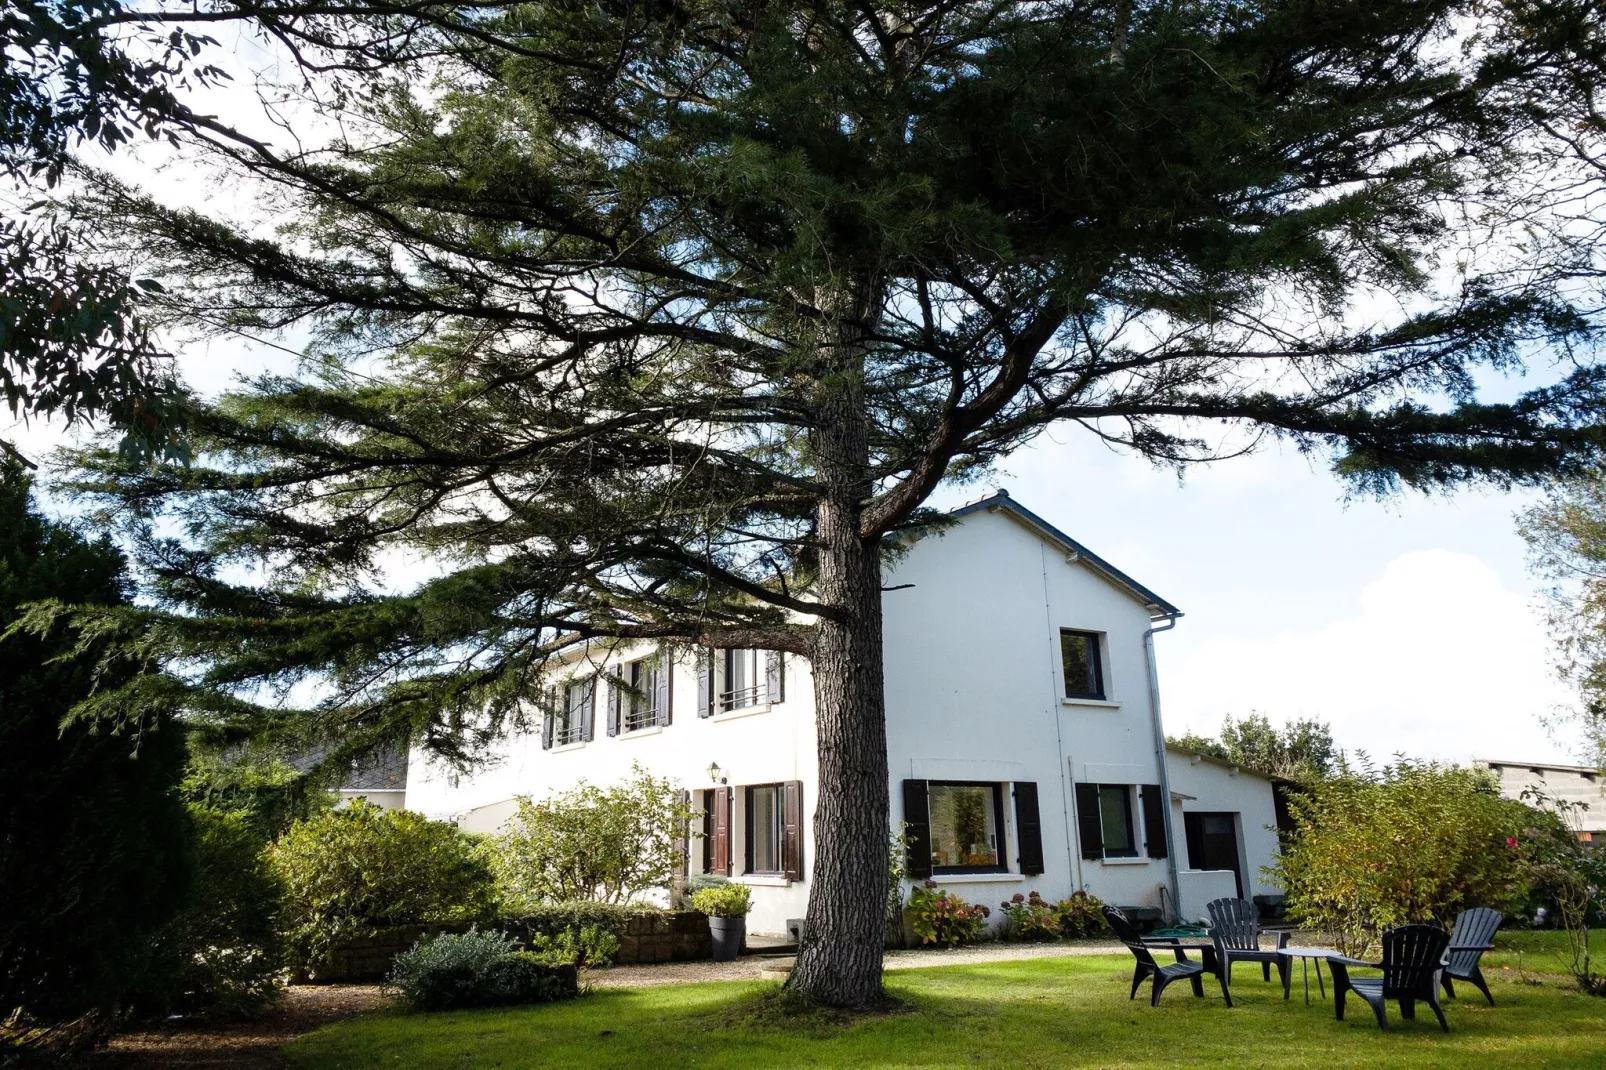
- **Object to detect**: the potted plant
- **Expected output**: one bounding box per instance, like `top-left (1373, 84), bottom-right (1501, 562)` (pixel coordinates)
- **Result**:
top-left (691, 883), bottom-right (753, 962)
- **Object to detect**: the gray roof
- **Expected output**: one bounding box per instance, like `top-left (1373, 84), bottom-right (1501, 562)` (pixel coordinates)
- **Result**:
top-left (946, 489), bottom-right (1183, 620)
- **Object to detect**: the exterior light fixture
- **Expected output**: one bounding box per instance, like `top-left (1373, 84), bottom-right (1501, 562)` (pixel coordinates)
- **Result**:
top-left (708, 761), bottom-right (724, 784)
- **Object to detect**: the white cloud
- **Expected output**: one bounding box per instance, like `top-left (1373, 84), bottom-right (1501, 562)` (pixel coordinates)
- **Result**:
top-left (1160, 549), bottom-right (1577, 765)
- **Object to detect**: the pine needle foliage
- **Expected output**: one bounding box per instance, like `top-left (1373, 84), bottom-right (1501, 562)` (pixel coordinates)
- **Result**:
top-left (48, 0), bottom-right (1606, 1004)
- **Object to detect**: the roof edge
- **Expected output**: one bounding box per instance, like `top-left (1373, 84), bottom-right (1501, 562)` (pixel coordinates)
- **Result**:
top-left (946, 489), bottom-right (1183, 620)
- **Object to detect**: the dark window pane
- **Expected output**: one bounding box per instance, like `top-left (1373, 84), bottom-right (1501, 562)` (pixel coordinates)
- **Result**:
top-left (1099, 785), bottom-right (1136, 857)
top-left (929, 783), bottom-right (1002, 871)
top-left (1061, 631), bottom-right (1104, 699)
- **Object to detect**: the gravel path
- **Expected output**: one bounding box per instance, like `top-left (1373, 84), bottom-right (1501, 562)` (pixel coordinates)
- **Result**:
top-left (587, 939), bottom-right (1127, 988)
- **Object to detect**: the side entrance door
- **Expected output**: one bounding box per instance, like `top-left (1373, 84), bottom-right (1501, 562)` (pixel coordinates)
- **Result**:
top-left (1183, 812), bottom-right (1244, 899)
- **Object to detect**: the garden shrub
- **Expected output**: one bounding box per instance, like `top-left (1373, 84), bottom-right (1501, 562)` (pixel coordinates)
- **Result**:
top-left (999, 892), bottom-right (1060, 941)
top-left (907, 885), bottom-right (990, 946)
top-left (1275, 761), bottom-right (1534, 955)
top-left (528, 924), bottom-right (621, 968)
top-left (135, 805), bottom-right (286, 1018)
top-left (1051, 891), bottom-right (1108, 937)
top-left (388, 929), bottom-right (579, 1012)
top-left (997, 890), bottom-right (1109, 940)
top-left (270, 801), bottom-right (496, 967)
top-left (690, 883), bottom-right (752, 917)
top-left (486, 764), bottom-right (693, 907)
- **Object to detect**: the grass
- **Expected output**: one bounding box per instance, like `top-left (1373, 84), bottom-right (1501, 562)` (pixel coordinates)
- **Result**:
top-left (288, 939), bottom-right (1606, 1069)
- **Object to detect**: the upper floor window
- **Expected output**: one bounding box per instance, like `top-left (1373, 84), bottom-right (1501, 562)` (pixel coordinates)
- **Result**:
top-left (1060, 629), bottom-right (1105, 700)
top-left (557, 679), bottom-right (591, 745)
top-left (543, 677), bottom-right (594, 749)
top-left (624, 656), bottom-right (663, 731)
top-left (698, 649), bottom-right (784, 717)
top-left (721, 648), bottom-right (762, 711)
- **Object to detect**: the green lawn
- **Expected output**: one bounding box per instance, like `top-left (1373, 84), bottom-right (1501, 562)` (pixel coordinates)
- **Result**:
top-left (289, 947), bottom-right (1606, 1069)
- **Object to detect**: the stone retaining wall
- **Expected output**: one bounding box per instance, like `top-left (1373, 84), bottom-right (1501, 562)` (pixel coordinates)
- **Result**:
top-left (298, 911), bottom-right (716, 983)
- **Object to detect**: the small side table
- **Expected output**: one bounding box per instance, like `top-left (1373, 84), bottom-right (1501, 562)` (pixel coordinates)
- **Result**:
top-left (1278, 947), bottom-right (1338, 1004)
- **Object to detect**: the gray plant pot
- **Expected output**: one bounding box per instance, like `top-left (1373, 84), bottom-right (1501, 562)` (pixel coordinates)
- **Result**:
top-left (709, 915), bottom-right (746, 962)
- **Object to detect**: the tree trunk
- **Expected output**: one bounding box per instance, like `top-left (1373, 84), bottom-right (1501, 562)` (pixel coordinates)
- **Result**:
top-left (787, 315), bottom-right (889, 1008)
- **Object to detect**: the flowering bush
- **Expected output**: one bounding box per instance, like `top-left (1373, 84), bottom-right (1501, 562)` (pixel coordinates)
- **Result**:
top-left (1052, 890), bottom-right (1109, 937)
top-left (907, 885), bottom-right (990, 946)
top-left (996, 890), bottom-right (1108, 940)
top-left (999, 892), bottom-right (1060, 941)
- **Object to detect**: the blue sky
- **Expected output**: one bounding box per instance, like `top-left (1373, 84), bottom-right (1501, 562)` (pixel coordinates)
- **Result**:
top-left (13, 373), bottom-right (1575, 769)
top-left (929, 433), bottom-right (1576, 766)
top-left (5, 25), bottom-right (1584, 770)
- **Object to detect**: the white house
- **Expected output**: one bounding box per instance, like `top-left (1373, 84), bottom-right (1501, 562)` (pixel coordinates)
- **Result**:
top-left (406, 490), bottom-right (1284, 936)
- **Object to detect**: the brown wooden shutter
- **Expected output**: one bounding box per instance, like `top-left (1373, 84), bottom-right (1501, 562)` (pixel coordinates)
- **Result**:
top-left (541, 687), bottom-right (556, 749)
top-left (765, 650), bottom-right (785, 704)
top-left (656, 649), bottom-right (672, 726)
top-left (902, 779), bottom-right (932, 879)
top-left (1140, 784), bottom-right (1168, 859)
top-left (1074, 782), bottom-right (1104, 860)
top-left (782, 780), bottom-right (804, 881)
top-left (711, 787), bottom-right (731, 876)
top-left (1013, 781), bottom-right (1044, 876)
top-left (697, 651), bottom-right (714, 717)
top-left (580, 678), bottom-right (596, 741)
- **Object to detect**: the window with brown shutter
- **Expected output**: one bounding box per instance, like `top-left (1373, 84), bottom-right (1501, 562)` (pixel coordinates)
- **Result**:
top-left (1139, 784), bottom-right (1168, 859)
top-left (782, 780), bottom-right (803, 880)
top-left (1013, 782), bottom-right (1044, 876)
top-left (1074, 782), bottom-right (1103, 860)
top-left (710, 786), bottom-right (731, 876)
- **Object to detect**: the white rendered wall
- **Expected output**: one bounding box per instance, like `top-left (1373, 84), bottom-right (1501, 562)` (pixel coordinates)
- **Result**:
top-left (406, 650), bottom-right (819, 936)
top-left (408, 499), bottom-right (1233, 934)
top-left (881, 505), bottom-right (1174, 917)
top-left (1163, 749), bottom-right (1283, 919)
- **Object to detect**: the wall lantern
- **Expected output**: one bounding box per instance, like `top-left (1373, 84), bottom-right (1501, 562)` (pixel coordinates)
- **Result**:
top-left (707, 761), bottom-right (726, 785)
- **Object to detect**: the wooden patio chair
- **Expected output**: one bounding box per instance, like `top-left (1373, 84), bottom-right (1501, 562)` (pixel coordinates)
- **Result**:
top-left (1103, 905), bottom-right (1216, 1008)
top-left (1328, 924), bottom-right (1452, 1032)
top-left (1205, 896), bottom-right (1290, 1006)
top-left (1442, 907), bottom-right (1502, 1005)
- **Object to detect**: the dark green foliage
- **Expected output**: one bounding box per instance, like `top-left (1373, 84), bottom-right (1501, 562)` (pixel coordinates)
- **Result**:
top-left (0, 464), bottom-right (191, 1049)
top-left (387, 929), bottom-right (579, 1012)
top-left (270, 801), bottom-right (497, 969)
top-left (1171, 713), bottom-right (1339, 781)
top-left (47, 0), bottom-right (1606, 1003)
top-left (136, 805), bottom-right (286, 1019)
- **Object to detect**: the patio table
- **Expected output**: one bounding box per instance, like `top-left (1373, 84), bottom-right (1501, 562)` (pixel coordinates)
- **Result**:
top-left (1277, 947), bottom-right (1338, 1004)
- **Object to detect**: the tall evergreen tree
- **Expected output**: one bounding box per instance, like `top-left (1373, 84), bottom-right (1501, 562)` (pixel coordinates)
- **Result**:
top-left (0, 465), bottom-right (190, 1048)
top-left (61, 0), bottom-right (1606, 1004)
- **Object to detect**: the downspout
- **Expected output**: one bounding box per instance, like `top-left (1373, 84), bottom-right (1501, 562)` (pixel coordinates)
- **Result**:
top-left (1144, 611), bottom-right (1182, 922)
top-left (1039, 544), bottom-right (1083, 893)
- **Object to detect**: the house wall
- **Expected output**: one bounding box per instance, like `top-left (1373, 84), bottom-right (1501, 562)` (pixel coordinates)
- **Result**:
top-left (1476, 760), bottom-right (1606, 842)
top-left (407, 497), bottom-right (1252, 936)
top-left (406, 651), bottom-right (819, 935)
top-left (1162, 749), bottom-right (1282, 921)
top-left (882, 505), bottom-right (1174, 915)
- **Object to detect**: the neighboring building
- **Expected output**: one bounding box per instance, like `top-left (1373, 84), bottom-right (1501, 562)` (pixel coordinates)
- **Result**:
top-left (406, 490), bottom-right (1284, 935)
top-left (1475, 759), bottom-right (1605, 846)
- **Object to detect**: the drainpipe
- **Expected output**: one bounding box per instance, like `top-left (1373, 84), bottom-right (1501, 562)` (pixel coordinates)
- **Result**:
top-left (1144, 612), bottom-right (1182, 923)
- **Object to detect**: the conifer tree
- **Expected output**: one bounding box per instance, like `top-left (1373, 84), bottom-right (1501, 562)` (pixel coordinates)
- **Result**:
top-left (59, 0), bottom-right (1606, 1004)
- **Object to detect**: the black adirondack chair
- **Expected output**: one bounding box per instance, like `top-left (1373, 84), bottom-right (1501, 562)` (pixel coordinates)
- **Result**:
top-left (1205, 897), bottom-right (1290, 1006)
top-left (1104, 905), bottom-right (1213, 1008)
top-left (1443, 907), bottom-right (1502, 1005)
top-left (1328, 924), bottom-right (1452, 1032)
